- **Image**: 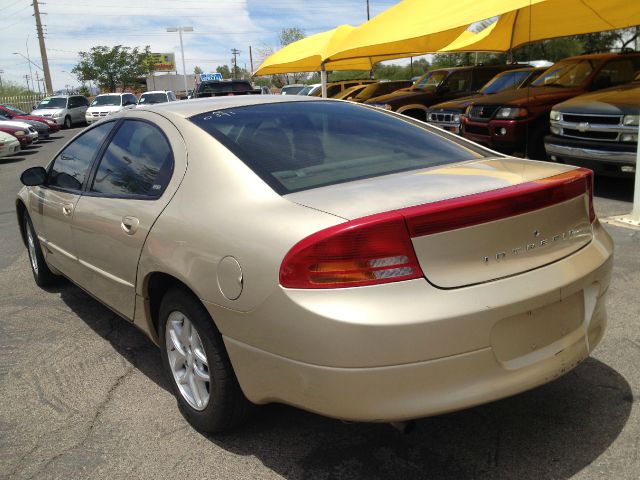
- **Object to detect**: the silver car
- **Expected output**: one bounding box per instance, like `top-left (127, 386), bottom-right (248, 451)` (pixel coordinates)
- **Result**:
top-left (31, 95), bottom-right (89, 129)
top-left (16, 96), bottom-right (613, 433)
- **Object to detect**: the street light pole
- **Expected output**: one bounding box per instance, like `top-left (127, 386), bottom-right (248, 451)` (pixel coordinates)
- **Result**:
top-left (167, 26), bottom-right (193, 97)
top-left (25, 36), bottom-right (34, 95)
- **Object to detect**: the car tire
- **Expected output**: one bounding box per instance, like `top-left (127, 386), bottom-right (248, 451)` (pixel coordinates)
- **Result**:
top-left (23, 212), bottom-right (58, 288)
top-left (63, 116), bottom-right (72, 129)
top-left (159, 287), bottom-right (254, 433)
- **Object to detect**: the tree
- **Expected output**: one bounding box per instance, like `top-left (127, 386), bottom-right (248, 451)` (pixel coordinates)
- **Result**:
top-left (215, 65), bottom-right (231, 79)
top-left (193, 66), bottom-right (203, 74)
top-left (72, 45), bottom-right (153, 92)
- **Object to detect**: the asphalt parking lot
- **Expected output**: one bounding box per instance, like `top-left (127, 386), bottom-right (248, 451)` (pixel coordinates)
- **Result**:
top-left (1, 129), bottom-right (638, 480)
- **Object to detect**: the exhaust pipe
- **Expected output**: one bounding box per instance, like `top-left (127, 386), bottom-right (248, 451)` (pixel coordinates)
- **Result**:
top-left (390, 420), bottom-right (416, 434)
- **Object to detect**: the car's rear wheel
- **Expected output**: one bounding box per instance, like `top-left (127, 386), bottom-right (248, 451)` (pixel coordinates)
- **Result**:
top-left (63, 116), bottom-right (72, 129)
top-left (23, 212), bottom-right (58, 287)
top-left (159, 287), bottom-right (253, 433)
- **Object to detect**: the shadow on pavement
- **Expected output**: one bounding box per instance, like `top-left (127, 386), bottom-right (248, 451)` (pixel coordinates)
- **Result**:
top-left (593, 176), bottom-right (634, 202)
top-left (59, 284), bottom-right (171, 393)
top-left (0, 156), bottom-right (26, 164)
top-left (58, 283), bottom-right (632, 480)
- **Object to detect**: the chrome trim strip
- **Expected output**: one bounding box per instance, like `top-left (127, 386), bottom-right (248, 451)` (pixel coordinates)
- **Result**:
top-left (78, 259), bottom-right (135, 288)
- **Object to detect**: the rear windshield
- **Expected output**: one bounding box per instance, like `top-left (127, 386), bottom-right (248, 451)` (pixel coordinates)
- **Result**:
top-left (190, 101), bottom-right (486, 194)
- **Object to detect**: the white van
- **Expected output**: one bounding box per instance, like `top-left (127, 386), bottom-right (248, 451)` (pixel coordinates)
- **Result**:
top-left (85, 93), bottom-right (137, 124)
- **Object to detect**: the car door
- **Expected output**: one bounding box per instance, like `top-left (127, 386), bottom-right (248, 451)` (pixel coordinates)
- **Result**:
top-left (71, 112), bottom-right (187, 320)
top-left (27, 121), bottom-right (116, 281)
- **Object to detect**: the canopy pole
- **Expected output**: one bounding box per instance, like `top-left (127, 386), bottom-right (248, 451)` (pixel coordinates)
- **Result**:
top-left (633, 128), bottom-right (640, 219)
top-left (321, 62), bottom-right (328, 98)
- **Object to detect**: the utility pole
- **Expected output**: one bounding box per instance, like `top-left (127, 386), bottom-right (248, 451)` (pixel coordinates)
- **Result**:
top-left (231, 48), bottom-right (240, 79)
top-left (24, 74), bottom-right (32, 92)
top-left (249, 46), bottom-right (254, 74)
top-left (32, 0), bottom-right (53, 94)
top-left (35, 71), bottom-right (42, 94)
top-left (366, 0), bottom-right (370, 20)
top-left (0, 70), bottom-right (3, 88)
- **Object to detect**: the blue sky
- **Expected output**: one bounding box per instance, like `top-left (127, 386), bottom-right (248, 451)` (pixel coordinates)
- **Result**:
top-left (0, 0), bottom-right (399, 91)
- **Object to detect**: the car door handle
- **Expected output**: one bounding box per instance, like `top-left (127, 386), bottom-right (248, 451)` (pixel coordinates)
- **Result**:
top-left (62, 203), bottom-right (74, 216)
top-left (121, 216), bottom-right (140, 235)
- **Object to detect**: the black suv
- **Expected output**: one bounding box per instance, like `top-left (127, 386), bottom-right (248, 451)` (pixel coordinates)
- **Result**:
top-left (193, 80), bottom-right (261, 98)
top-left (364, 64), bottom-right (526, 121)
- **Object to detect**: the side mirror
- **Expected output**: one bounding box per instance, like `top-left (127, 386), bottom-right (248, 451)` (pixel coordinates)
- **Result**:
top-left (20, 166), bottom-right (48, 186)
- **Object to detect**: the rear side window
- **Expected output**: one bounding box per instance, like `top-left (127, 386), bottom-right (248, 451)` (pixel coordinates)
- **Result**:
top-left (48, 121), bottom-right (115, 191)
top-left (90, 120), bottom-right (173, 197)
top-left (190, 101), bottom-right (486, 194)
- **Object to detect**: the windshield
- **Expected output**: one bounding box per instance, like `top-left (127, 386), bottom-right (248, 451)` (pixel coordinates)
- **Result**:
top-left (481, 70), bottom-right (533, 94)
top-left (190, 101), bottom-right (486, 194)
top-left (532, 60), bottom-right (595, 88)
top-left (297, 86), bottom-right (314, 95)
top-left (36, 97), bottom-right (67, 109)
top-left (281, 85), bottom-right (305, 95)
top-left (91, 95), bottom-right (122, 107)
top-left (2, 104), bottom-right (28, 115)
top-left (412, 71), bottom-right (448, 90)
top-left (138, 93), bottom-right (168, 104)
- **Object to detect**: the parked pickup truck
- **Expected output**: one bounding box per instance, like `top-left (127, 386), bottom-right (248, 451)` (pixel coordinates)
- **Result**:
top-left (364, 64), bottom-right (525, 121)
top-left (193, 80), bottom-right (262, 98)
top-left (426, 67), bottom-right (544, 134)
top-left (462, 52), bottom-right (640, 158)
top-left (544, 75), bottom-right (639, 177)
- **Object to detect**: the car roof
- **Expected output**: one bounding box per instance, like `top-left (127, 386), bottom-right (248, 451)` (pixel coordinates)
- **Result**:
top-left (142, 91), bottom-right (171, 94)
top-left (149, 95), bottom-right (321, 118)
top-left (562, 52), bottom-right (640, 61)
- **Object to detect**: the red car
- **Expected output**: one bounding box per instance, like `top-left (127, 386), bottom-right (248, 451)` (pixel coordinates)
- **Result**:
top-left (0, 104), bottom-right (61, 133)
top-left (0, 124), bottom-right (33, 149)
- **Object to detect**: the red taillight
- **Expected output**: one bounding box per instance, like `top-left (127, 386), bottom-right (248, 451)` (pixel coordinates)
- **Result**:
top-left (280, 168), bottom-right (595, 289)
top-left (404, 167), bottom-right (596, 236)
top-left (279, 215), bottom-right (423, 289)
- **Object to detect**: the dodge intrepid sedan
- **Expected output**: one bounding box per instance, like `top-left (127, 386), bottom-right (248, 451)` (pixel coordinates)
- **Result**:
top-left (17, 96), bottom-right (613, 433)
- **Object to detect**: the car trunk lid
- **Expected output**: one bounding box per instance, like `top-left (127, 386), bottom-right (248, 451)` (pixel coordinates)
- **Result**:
top-left (286, 159), bottom-right (594, 288)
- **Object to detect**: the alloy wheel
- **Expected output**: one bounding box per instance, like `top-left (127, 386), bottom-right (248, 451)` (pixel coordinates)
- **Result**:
top-left (165, 310), bottom-right (210, 410)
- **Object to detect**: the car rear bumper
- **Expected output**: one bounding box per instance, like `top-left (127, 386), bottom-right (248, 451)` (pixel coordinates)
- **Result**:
top-left (215, 221), bottom-right (613, 421)
top-left (545, 135), bottom-right (636, 176)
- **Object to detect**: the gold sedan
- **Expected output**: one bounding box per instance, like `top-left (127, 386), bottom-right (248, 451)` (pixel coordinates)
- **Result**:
top-left (16, 96), bottom-right (612, 433)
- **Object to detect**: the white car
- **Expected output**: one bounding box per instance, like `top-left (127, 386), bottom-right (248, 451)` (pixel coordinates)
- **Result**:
top-left (0, 119), bottom-right (38, 142)
top-left (137, 90), bottom-right (177, 107)
top-left (0, 131), bottom-right (20, 158)
top-left (86, 93), bottom-right (138, 124)
top-left (31, 95), bottom-right (89, 129)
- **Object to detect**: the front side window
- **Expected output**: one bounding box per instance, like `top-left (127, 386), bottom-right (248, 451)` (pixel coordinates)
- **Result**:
top-left (48, 122), bottom-right (115, 191)
top-left (444, 70), bottom-right (472, 93)
top-left (593, 59), bottom-right (635, 88)
top-left (190, 101), bottom-right (486, 194)
top-left (90, 120), bottom-right (173, 197)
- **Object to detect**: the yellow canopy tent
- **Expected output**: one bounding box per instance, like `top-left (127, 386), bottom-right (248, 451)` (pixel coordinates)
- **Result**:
top-left (439, 0), bottom-right (640, 54)
top-left (255, 25), bottom-right (377, 76)
top-left (325, 0), bottom-right (548, 63)
top-left (256, 24), bottom-right (425, 97)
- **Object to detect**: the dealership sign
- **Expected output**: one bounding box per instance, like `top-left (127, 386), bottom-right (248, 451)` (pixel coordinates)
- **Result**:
top-left (200, 73), bottom-right (224, 81)
top-left (150, 53), bottom-right (176, 72)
